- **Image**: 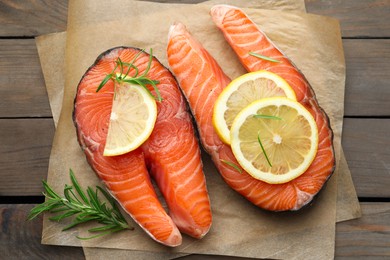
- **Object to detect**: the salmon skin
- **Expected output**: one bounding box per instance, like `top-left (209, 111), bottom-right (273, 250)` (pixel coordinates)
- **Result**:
top-left (167, 7), bottom-right (335, 211)
top-left (73, 47), bottom-right (212, 246)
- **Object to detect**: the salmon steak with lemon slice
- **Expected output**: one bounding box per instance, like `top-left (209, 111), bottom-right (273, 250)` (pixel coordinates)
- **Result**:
top-left (167, 6), bottom-right (335, 211)
top-left (73, 47), bottom-right (212, 246)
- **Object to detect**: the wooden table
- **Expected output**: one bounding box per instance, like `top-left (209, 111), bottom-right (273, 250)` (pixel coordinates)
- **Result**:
top-left (1, 0), bottom-right (389, 258)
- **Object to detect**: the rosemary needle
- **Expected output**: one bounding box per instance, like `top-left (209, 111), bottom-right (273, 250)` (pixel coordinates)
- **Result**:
top-left (253, 114), bottom-right (282, 120)
top-left (249, 51), bottom-right (281, 63)
top-left (27, 169), bottom-right (133, 240)
top-left (221, 159), bottom-right (243, 174)
top-left (254, 114), bottom-right (282, 168)
top-left (257, 131), bottom-right (273, 168)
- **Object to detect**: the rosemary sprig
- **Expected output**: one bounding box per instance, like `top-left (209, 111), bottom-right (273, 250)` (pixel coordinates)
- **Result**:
top-left (221, 159), bottom-right (243, 174)
top-left (27, 169), bottom-right (133, 240)
top-left (96, 48), bottom-right (162, 102)
top-left (249, 51), bottom-right (281, 63)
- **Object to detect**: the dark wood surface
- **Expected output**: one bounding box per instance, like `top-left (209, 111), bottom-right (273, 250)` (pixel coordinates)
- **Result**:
top-left (1, 0), bottom-right (389, 258)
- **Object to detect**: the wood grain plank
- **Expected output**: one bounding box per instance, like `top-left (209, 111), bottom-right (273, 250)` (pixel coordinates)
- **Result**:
top-left (0, 39), bottom-right (52, 117)
top-left (0, 118), bottom-right (54, 196)
top-left (306, 0), bottom-right (390, 38)
top-left (343, 39), bottom-right (390, 116)
top-left (0, 204), bottom-right (84, 259)
top-left (1, 38), bottom-right (388, 118)
top-left (0, 1), bottom-right (388, 38)
top-left (335, 203), bottom-right (390, 258)
top-left (342, 118), bottom-right (390, 198)
top-left (0, 0), bottom-right (68, 37)
top-left (0, 117), bottom-right (388, 199)
top-left (0, 203), bottom-right (389, 258)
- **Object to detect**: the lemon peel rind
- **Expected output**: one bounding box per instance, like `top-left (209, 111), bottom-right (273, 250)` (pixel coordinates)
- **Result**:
top-left (103, 84), bottom-right (157, 156)
top-left (213, 70), bottom-right (297, 145)
top-left (230, 97), bottom-right (318, 184)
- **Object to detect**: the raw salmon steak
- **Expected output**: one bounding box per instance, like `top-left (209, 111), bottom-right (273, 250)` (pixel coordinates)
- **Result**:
top-left (167, 6), bottom-right (335, 211)
top-left (73, 47), bottom-right (212, 246)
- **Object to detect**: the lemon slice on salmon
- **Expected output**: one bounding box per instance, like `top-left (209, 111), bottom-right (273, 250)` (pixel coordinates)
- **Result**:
top-left (213, 70), bottom-right (296, 144)
top-left (103, 82), bottom-right (157, 156)
top-left (230, 97), bottom-right (318, 184)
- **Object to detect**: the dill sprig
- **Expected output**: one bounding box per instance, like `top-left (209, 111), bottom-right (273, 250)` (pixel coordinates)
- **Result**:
top-left (96, 48), bottom-right (162, 102)
top-left (27, 169), bottom-right (133, 240)
top-left (249, 51), bottom-right (281, 63)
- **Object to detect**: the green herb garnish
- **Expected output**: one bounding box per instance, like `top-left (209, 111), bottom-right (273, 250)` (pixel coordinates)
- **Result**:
top-left (253, 114), bottom-right (282, 120)
top-left (221, 159), bottom-right (243, 174)
top-left (97, 48), bottom-right (162, 102)
top-left (249, 51), bottom-right (281, 63)
top-left (254, 114), bottom-right (283, 167)
top-left (257, 131), bottom-right (273, 167)
top-left (27, 169), bottom-right (133, 240)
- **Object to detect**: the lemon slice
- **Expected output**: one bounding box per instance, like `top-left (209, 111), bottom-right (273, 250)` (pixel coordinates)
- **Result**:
top-left (213, 70), bottom-right (296, 144)
top-left (103, 83), bottom-right (157, 156)
top-left (230, 97), bottom-right (318, 184)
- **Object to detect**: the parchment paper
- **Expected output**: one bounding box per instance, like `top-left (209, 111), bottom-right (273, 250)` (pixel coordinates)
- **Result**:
top-left (37, 0), bottom-right (360, 259)
top-left (36, 32), bottom-right (67, 128)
